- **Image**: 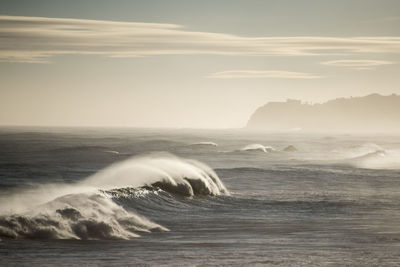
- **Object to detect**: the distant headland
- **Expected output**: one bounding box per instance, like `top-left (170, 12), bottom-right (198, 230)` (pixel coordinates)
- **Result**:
top-left (247, 94), bottom-right (400, 133)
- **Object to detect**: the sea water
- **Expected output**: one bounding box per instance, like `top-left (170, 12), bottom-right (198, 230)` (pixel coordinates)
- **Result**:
top-left (0, 127), bottom-right (400, 266)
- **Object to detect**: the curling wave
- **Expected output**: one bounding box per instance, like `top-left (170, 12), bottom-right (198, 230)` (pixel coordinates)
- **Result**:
top-left (82, 154), bottom-right (229, 197)
top-left (0, 154), bottom-right (229, 240)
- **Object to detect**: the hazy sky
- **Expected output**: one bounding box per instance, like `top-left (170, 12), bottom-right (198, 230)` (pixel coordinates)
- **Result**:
top-left (1, 0), bottom-right (400, 128)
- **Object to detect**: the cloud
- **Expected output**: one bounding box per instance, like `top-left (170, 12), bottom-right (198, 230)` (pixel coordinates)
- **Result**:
top-left (1, 15), bottom-right (400, 63)
top-left (209, 70), bottom-right (322, 79)
top-left (321, 59), bottom-right (395, 68)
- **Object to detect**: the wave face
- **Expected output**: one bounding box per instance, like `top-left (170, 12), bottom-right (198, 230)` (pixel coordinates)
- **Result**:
top-left (0, 155), bottom-right (229, 240)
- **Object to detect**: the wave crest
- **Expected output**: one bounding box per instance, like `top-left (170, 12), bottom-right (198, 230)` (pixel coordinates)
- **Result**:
top-left (83, 155), bottom-right (229, 197)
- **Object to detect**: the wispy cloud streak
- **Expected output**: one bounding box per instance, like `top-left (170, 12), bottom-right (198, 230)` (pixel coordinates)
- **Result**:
top-left (1, 15), bottom-right (400, 63)
top-left (209, 70), bottom-right (322, 79)
top-left (321, 59), bottom-right (395, 68)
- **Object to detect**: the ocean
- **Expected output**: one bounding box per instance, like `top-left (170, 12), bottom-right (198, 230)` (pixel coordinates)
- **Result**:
top-left (0, 127), bottom-right (400, 266)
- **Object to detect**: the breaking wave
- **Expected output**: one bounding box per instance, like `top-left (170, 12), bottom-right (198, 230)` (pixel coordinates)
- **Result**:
top-left (240, 144), bottom-right (276, 153)
top-left (0, 154), bottom-right (229, 240)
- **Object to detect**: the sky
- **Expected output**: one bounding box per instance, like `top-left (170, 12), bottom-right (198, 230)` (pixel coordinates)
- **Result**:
top-left (0, 0), bottom-right (399, 128)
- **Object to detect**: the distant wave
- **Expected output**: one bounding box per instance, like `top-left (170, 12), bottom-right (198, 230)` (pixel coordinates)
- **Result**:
top-left (347, 149), bottom-right (400, 169)
top-left (350, 150), bottom-right (387, 161)
top-left (190, 141), bottom-right (218, 147)
top-left (0, 154), bottom-right (229, 240)
top-left (104, 150), bottom-right (120, 154)
top-left (341, 143), bottom-right (385, 158)
top-left (240, 144), bottom-right (276, 153)
top-left (329, 143), bottom-right (400, 169)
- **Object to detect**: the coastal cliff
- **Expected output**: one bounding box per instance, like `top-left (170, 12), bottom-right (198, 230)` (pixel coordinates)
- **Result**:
top-left (247, 94), bottom-right (400, 132)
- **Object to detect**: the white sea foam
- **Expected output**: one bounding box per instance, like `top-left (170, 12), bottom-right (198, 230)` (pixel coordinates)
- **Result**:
top-left (0, 192), bottom-right (167, 240)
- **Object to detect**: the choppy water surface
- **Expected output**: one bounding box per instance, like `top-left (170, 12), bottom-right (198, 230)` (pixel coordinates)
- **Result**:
top-left (1, 127), bottom-right (400, 266)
